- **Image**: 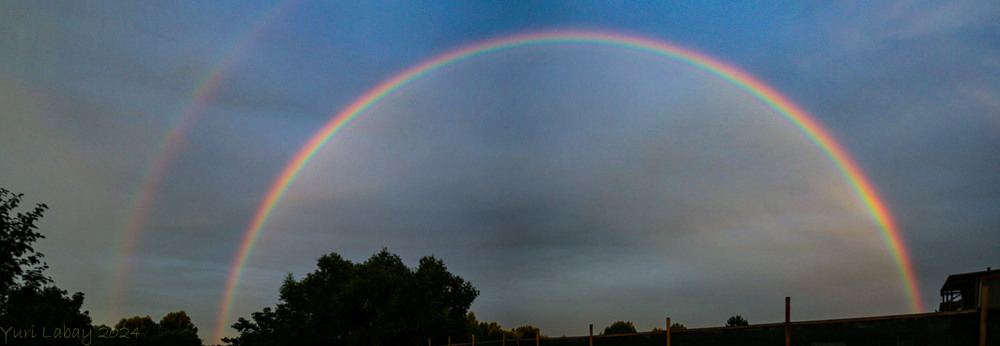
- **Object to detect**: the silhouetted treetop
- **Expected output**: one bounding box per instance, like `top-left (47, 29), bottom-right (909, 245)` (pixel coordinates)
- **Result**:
top-left (0, 188), bottom-right (91, 334)
top-left (225, 248), bottom-right (478, 346)
top-left (602, 320), bottom-right (637, 335)
top-left (726, 314), bottom-right (749, 327)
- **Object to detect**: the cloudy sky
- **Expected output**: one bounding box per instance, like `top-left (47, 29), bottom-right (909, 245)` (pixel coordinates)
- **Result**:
top-left (2, 1), bottom-right (998, 344)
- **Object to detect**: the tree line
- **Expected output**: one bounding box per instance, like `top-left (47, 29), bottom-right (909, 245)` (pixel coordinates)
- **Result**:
top-left (2, 187), bottom-right (751, 346)
top-left (0, 188), bottom-right (200, 345)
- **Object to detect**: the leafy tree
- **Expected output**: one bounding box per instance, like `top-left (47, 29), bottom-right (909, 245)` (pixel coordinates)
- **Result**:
top-left (2, 285), bottom-right (91, 335)
top-left (726, 314), bottom-right (749, 327)
top-left (467, 312), bottom-right (502, 341)
top-left (151, 311), bottom-right (201, 346)
top-left (466, 312), bottom-right (531, 342)
top-left (478, 321), bottom-right (505, 341)
top-left (225, 249), bottom-right (479, 346)
top-left (602, 321), bottom-right (637, 335)
top-left (116, 315), bottom-right (159, 332)
top-left (226, 307), bottom-right (283, 346)
top-left (512, 325), bottom-right (542, 340)
top-left (111, 312), bottom-right (201, 346)
top-left (159, 310), bottom-right (197, 332)
top-left (114, 315), bottom-right (159, 345)
top-left (0, 188), bottom-right (91, 336)
top-left (0, 188), bottom-right (50, 296)
top-left (653, 322), bottom-right (687, 333)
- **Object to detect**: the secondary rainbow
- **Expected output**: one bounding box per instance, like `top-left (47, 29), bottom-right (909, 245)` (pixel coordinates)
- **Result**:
top-left (214, 31), bottom-right (924, 342)
top-left (106, 0), bottom-right (299, 330)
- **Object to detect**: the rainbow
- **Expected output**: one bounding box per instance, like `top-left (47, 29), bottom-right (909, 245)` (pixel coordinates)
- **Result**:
top-left (108, 1), bottom-right (299, 325)
top-left (213, 31), bottom-right (924, 342)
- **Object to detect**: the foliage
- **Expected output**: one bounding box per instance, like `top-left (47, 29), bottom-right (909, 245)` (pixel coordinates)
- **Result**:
top-left (726, 314), bottom-right (749, 327)
top-left (225, 249), bottom-right (479, 346)
top-left (1, 285), bottom-right (91, 331)
top-left (145, 328), bottom-right (201, 346)
top-left (512, 325), bottom-right (542, 340)
top-left (652, 322), bottom-right (687, 333)
top-left (466, 312), bottom-right (544, 342)
top-left (159, 310), bottom-right (197, 332)
top-left (151, 311), bottom-right (201, 346)
top-left (116, 315), bottom-right (159, 332)
top-left (111, 312), bottom-right (201, 346)
top-left (0, 188), bottom-right (51, 296)
top-left (0, 188), bottom-right (92, 341)
top-left (467, 312), bottom-right (505, 341)
top-left (602, 320), bottom-right (637, 335)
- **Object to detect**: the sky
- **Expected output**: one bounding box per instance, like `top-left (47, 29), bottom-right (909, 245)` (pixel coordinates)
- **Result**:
top-left (1, 1), bottom-right (998, 344)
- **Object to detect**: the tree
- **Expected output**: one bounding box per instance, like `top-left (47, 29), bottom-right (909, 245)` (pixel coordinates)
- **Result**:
top-left (159, 310), bottom-right (197, 332)
top-left (512, 325), bottom-right (542, 340)
top-left (0, 188), bottom-right (91, 334)
top-left (602, 321), bottom-right (637, 335)
top-left (115, 315), bottom-right (159, 345)
top-left (653, 323), bottom-right (685, 333)
top-left (0, 188), bottom-right (50, 296)
top-left (111, 312), bottom-right (202, 346)
top-left (225, 249), bottom-right (479, 345)
top-left (726, 314), bottom-right (749, 327)
top-left (467, 312), bottom-right (506, 341)
top-left (2, 285), bottom-right (91, 332)
top-left (116, 315), bottom-right (159, 332)
top-left (466, 312), bottom-right (540, 342)
top-left (151, 311), bottom-right (201, 346)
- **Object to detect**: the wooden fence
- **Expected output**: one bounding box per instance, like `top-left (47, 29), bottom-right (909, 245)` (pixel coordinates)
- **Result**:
top-left (433, 296), bottom-right (997, 346)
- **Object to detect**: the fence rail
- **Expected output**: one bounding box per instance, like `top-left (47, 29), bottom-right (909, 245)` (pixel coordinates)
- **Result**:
top-left (432, 297), bottom-right (998, 346)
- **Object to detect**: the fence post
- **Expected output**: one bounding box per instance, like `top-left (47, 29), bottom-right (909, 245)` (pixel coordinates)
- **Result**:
top-left (503, 333), bottom-right (506, 346)
top-left (785, 296), bottom-right (791, 346)
top-left (428, 337), bottom-right (432, 346)
top-left (473, 334), bottom-right (476, 346)
top-left (981, 286), bottom-right (989, 346)
top-left (666, 317), bottom-right (671, 346)
top-left (535, 330), bottom-right (539, 346)
top-left (589, 324), bottom-right (593, 346)
top-left (448, 336), bottom-right (451, 346)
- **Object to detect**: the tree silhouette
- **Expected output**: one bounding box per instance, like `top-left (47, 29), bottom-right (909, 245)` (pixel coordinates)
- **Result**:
top-left (602, 321), bottom-right (637, 335)
top-left (0, 188), bottom-right (91, 334)
top-left (3, 285), bottom-right (90, 332)
top-left (152, 311), bottom-right (202, 346)
top-left (512, 325), bottom-right (542, 340)
top-left (115, 315), bottom-right (158, 332)
top-left (726, 314), bottom-right (749, 327)
top-left (0, 188), bottom-right (50, 295)
top-left (468, 312), bottom-right (507, 341)
top-left (159, 310), bottom-right (197, 332)
top-left (111, 312), bottom-right (201, 346)
top-left (653, 322), bottom-right (687, 332)
top-left (226, 249), bottom-right (478, 345)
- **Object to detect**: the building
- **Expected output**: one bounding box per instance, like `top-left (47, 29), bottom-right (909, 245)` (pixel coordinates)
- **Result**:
top-left (940, 267), bottom-right (1000, 312)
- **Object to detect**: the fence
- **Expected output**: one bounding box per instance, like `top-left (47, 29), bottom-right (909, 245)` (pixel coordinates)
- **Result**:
top-left (433, 296), bottom-right (998, 346)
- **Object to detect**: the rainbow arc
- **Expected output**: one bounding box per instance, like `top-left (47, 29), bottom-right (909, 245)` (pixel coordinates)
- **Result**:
top-left (212, 31), bottom-right (924, 342)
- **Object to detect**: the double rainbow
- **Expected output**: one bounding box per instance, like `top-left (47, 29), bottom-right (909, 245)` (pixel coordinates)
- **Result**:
top-left (213, 31), bottom-right (924, 342)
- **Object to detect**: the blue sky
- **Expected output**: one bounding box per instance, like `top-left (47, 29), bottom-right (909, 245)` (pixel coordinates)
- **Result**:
top-left (1, 1), bottom-right (998, 344)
